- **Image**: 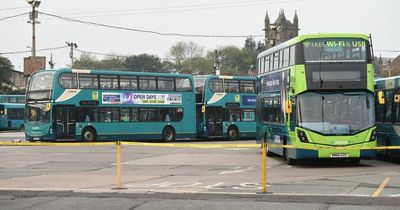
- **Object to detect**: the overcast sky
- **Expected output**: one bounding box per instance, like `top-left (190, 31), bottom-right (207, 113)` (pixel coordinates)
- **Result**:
top-left (1, 0), bottom-right (399, 71)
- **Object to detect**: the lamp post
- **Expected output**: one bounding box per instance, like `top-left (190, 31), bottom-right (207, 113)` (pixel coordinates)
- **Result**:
top-left (26, 0), bottom-right (41, 58)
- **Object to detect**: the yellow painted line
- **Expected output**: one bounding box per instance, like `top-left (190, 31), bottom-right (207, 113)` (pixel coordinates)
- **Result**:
top-left (0, 140), bottom-right (400, 150)
top-left (0, 141), bottom-right (115, 146)
top-left (372, 177), bottom-right (391, 197)
top-left (121, 141), bottom-right (260, 149)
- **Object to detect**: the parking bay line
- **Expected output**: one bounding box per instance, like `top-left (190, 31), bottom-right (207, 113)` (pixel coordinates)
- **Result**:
top-left (371, 177), bottom-right (390, 197)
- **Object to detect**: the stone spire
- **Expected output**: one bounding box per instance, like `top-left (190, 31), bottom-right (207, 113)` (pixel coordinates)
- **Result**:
top-left (293, 10), bottom-right (298, 27)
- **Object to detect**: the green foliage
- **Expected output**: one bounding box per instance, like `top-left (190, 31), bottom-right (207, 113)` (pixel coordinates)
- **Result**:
top-left (0, 56), bottom-right (14, 93)
top-left (167, 41), bottom-right (204, 73)
top-left (182, 57), bottom-right (214, 75)
top-left (123, 54), bottom-right (165, 72)
top-left (73, 54), bottom-right (125, 70)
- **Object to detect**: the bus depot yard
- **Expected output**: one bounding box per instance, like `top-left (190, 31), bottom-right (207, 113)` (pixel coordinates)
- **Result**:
top-left (0, 131), bottom-right (400, 209)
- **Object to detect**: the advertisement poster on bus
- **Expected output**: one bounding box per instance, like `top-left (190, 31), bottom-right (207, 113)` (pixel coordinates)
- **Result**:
top-left (102, 92), bottom-right (182, 105)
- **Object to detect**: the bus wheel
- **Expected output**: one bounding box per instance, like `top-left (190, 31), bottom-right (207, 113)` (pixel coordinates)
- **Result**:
top-left (82, 128), bottom-right (96, 142)
top-left (228, 126), bottom-right (239, 140)
top-left (162, 126), bottom-right (175, 142)
top-left (20, 124), bottom-right (24, 131)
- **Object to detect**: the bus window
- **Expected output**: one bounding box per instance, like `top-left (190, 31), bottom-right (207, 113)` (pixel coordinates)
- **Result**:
top-left (225, 80), bottom-right (239, 93)
top-left (9, 97), bottom-right (17, 103)
top-left (242, 109), bottom-right (255, 121)
top-left (139, 76), bottom-right (157, 91)
top-left (273, 52), bottom-right (280, 70)
top-left (176, 78), bottom-right (192, 92)
top-left (227, 109), bottom-right (240, 121)
top-left (79, 74), bottom-right (98, 89)
top-left (80, 108), bottom-right (98, 122)
top-left (240, 80), bottom-right (255, 93)
top-left (385, 90), bottom-right (393, 122)
top-left (121, 108), bottom-right (130, 122)
top-left (140, 108), bottom-right (158, 121)
top-left (283, 48), bottom-right (290, 67)
top-left (289, 45), bottom-right (295, 65)
top-left (8, 108), bottom-right (24, 120)
top-left (264, 55), bottom-right (270, 72)
top-left (60, 73), bottom-right (78, 89)
top-left (120, 76), bottom-right (138, 90)
top-left (100, 75), bottom-right (118, 90)
top-left (210, 79), bottom-right (223, 92)
top-left (100, 108), bottom-right (119, 122)
top-left (158, 77), bottom-right (175, 91)
top-left (17, 97), bottom-right (25, 104)
top-left (131, 108), bottom-right (139, 122)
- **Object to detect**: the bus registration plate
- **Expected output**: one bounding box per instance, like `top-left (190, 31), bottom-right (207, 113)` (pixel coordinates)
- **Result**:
top-left (330, 153), bottom-right (348, 158)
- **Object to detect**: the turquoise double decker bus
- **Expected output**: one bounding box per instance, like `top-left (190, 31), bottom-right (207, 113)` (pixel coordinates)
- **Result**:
top-left (0, 95), bottom-right (25, 130)
top-left (256, 33), bottom-right (376, 164)
top-left (375, 76), bottom-right (400, 159)
top-left (25, 68), bottom-right (196, 142)
top-left (194, 75), bottom-right (257, 140)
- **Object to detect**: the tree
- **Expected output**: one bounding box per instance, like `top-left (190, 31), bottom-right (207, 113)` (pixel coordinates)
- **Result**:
top-left (0, 56), bottom-right (14, 93)
top-left (167, 41), bottom-right (204, 73)
top-left (124, 54), bottom-right (164, 72)
top-left (244, 36), bottom-right (257, 50)
top-left (182, 57), bottom-right (214, 75)
top-left (73, 53), bottom-right (125, 70)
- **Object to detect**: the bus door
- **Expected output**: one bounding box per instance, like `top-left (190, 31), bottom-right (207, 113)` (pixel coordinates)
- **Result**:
top-left (54, 106), bottom-right (76, 139)
top-left (206, 107), bottom-right (224, 136)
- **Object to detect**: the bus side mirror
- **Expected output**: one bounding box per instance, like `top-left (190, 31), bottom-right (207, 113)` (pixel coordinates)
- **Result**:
top-left (395, 94), bottom-right (400, 103)
top-left (285, 100), bottom-right (292, 114)
top-left (378, 91), bottom-right (385, 105)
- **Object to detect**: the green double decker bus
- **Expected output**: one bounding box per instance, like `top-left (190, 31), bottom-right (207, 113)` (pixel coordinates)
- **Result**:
top-left (25, 68), bottom-right (196, 142)
top-left (0, 95), bottom-right (25, 130)
top-left (375, 76), bottom-right (400, 159)
top-left (194, 75), bottom-right (257, 140)
top-left (256, 33), bottom-right (376, 164)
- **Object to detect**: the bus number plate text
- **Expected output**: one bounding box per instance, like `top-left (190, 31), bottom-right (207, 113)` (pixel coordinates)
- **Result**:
top-left (330, 153), bottom-right (348, 158)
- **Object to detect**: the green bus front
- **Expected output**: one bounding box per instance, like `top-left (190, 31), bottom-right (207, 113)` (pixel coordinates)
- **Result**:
top-left (256, 34), bottom-right (377, 163)
top-left (194, 75), bottom-right (257, 140)
top-left (0, 103), bottom-right (25, 130)
top-left (25, 68), bottom-right (196, 141)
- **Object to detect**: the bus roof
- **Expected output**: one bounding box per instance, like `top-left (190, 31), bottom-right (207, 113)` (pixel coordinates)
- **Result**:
top-left (258, 33), bottom-right (370, 59)
top-left (32, 68), bottom-right (193, 79)
top-left (194, 75), bottom-right (256, 81)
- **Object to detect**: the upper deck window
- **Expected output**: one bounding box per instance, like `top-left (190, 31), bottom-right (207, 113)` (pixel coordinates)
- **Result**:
top-left (60, 73), bottom-right (78, 89)
top-left (176, 78), bottom-right (193, 92)
top-left (210, 79), bottom-right (223, 92)
top-left (29, 71), bottom-right (54, 91)
top-left (79, 74), bottom-right (99, 89)
top-left (303, 38), bottom-right (367, 63)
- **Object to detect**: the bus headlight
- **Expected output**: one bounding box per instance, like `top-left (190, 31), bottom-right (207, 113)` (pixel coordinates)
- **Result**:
top-left (297, 130), bottom-right (309, 143)
top-left (369, 129), bottom-right (377, 142)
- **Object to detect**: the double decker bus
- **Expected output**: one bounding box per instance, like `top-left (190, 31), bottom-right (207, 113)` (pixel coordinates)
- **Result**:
top-left (25, 68), bottom-right (196, 142)
top-left (375, 76), bottom-right (400, 159)
top-left (256, 33), bottom-right (376, 164)
top-left (0, 95), bottom-right (25, 130)
top-left (194, 75), bottom-right (257, 140)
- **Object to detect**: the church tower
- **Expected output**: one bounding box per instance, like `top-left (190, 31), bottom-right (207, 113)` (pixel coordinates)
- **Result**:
top-left (264, 10), bottom-right (299, 49)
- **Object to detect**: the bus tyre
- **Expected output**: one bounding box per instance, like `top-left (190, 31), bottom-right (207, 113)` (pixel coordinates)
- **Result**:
top-left (162, 126), bottom-right (175, 142)
top-left (228, 126), bottom-right (239, 140)
top-left (20, 124), bottom-right (24, 131)
top-left (82, 128), bottom-right (96, 142)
